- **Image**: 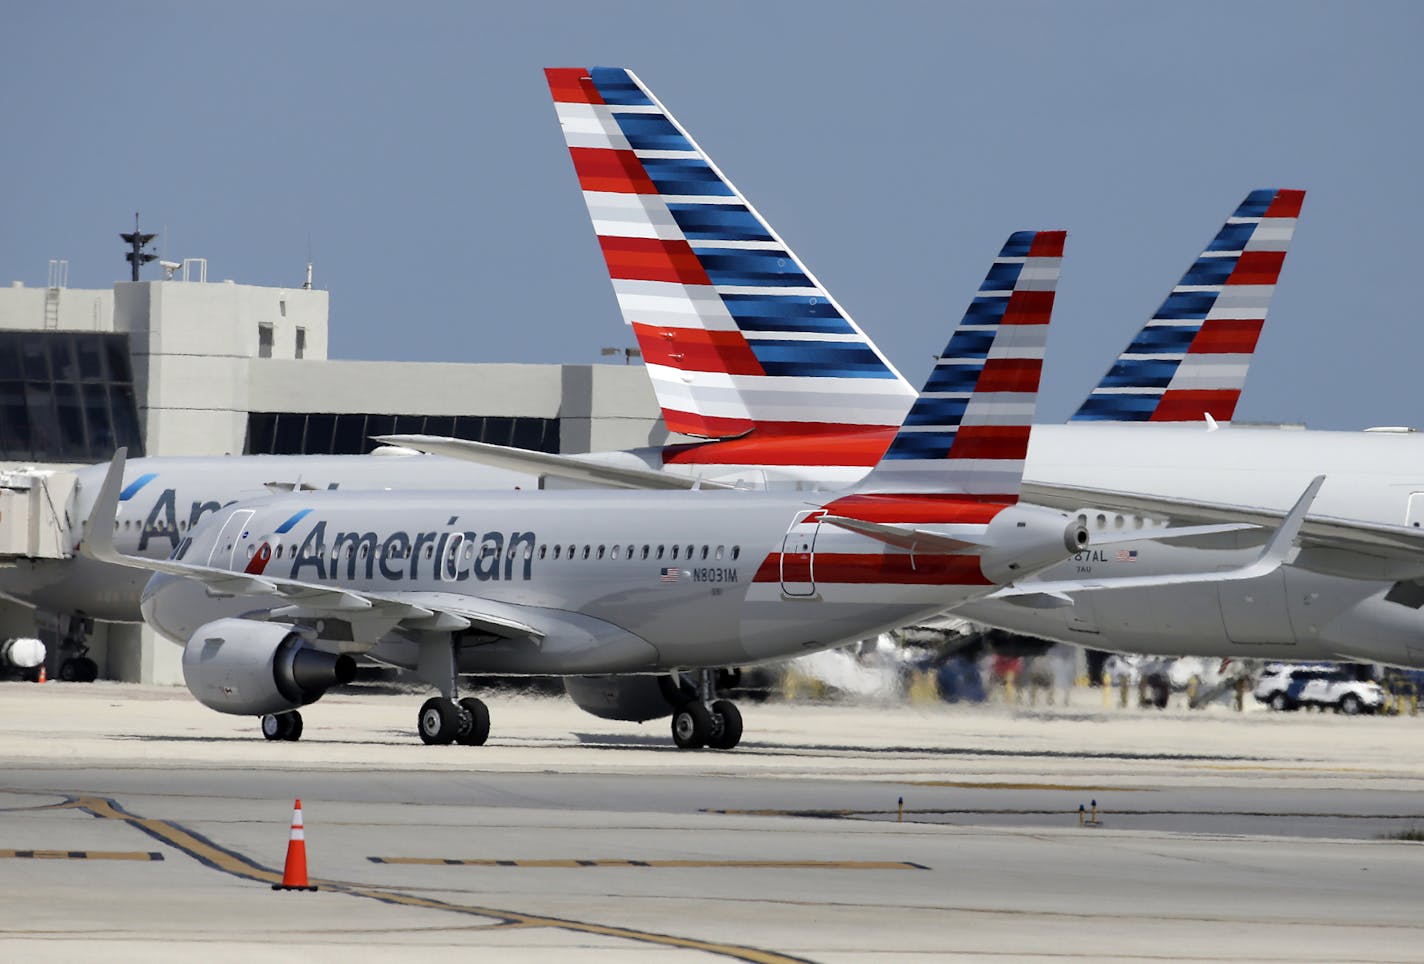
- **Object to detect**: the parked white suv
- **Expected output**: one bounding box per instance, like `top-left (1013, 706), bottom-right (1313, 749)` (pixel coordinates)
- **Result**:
top-left (1253, 665), bottom-right (1384, 715)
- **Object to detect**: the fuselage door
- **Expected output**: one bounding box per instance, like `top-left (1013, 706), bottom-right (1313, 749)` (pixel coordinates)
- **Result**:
top-left (440, 533), bottom-right (464, 582)
top-left (1406, 492), bottom-right (1424, 529)
top-left (206, 509), bottom-right (256, 570)
top-left (780, 510), bottom-right (821, 597)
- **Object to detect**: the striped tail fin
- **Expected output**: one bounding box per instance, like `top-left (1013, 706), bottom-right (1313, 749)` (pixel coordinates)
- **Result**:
top-left (545, 67), bottom-right (916, 440)
top-left (857, 231), bottom-right (1066, 499)
top-left (1073, 188), bottom-right (1304, 423)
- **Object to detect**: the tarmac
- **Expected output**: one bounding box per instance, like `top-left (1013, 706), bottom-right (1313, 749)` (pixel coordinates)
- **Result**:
top-left (2, 680), bottom-right (1423, 962)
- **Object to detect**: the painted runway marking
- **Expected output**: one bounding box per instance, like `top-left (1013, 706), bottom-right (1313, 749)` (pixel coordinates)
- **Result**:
top-left (907, 781), bottom-right (1154, 792)
top-left (0, 849), bottom-right (164, 861)
top-left (40, 793), bottom-right (813, 964)
top-left (370, 857), bottom-right (927, 870)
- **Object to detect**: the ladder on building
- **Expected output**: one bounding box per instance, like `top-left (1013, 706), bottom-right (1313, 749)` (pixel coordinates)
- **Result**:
top-left (44, 259), bottom-right (68, 329)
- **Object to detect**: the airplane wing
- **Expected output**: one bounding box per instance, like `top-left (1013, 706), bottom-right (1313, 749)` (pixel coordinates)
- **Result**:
top-left (996, 476), bottom-right (1323, 601)
top-left (1020, 479), bottom-right (1424, 560)
top-left (822, 514), bottom-right (1256, 554)
top-left (372, 434), bottom-right (736, 491)
top-left (81, 449), bottom-right (544, 641)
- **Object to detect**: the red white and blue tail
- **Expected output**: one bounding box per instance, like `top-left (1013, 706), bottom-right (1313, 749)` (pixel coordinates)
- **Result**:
top-left (546, 67), bottom-right (916, 439)
top-left (857, 231), bottom-right (1065, 499)
top-left (1073, 188), bottom-right (1304, 423)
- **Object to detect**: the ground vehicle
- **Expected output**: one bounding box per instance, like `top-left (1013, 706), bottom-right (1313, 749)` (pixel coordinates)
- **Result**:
top-left (1253, 665), bottom-right (1384, 714)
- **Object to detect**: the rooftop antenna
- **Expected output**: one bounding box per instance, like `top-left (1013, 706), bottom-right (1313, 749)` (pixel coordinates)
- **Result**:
top-left (303, 236), bottom-right (313, 289)
top-left (120, 212), bottom-right (158, 282)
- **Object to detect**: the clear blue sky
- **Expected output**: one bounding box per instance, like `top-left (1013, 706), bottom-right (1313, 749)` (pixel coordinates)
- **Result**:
top-left (3, 2), bottom-right (1419, 429)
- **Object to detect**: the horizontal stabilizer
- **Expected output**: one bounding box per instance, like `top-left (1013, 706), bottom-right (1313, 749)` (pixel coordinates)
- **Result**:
top-left (373, 435), bottom-right (735, 491)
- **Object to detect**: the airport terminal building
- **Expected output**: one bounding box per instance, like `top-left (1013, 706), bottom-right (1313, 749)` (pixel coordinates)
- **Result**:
top-left (0, 261), bottom-right (664, 683)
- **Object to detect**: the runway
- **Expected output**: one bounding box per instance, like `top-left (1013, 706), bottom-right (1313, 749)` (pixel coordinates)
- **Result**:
top-left (2, 682), bottom-right (1423, 961)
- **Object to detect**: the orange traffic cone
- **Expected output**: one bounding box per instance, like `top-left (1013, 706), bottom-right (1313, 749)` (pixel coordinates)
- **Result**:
top-left (36, 665), bottom-right (46, 684)
top-left (272, 798), bottom-right (318, 891)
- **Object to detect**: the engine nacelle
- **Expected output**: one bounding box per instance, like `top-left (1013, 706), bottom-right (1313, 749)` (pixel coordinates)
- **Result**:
top-left (563, 675), bottom-right (688, 722)
top-left (977, 504), bottom-right (1089, 584)
top-left (182, 618), bottom-right (356, 716)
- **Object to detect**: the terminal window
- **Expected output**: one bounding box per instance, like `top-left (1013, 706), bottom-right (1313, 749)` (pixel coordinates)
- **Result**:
top-left (258, 323), bottom-right (274, 359)
top-left (0, 332), bottom-right (145, 461)
top-left (244, 413), bottom-right (560, 456)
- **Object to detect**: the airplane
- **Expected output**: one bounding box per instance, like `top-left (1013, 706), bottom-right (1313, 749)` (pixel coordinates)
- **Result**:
top-left (8, 68), bottom-right (1297, 689)
top-left (81, 232), bottom-right (1319, 748)
top-left (387, 70), bottom-right (1424, 701)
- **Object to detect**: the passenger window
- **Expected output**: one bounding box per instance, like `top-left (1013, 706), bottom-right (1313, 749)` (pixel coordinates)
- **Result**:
top-left (582, 546), bottom-right (591, 560)
top-left (671, 545), bottom-right (679, 560)
top-left (611, 545), bottom-right (621, 560)
top-left (246, 545), bottom-right (256, 559)
top-left (538, 545), bottom-right (547, 559)
top-left (641, 545), bottom-right (650, 560)
top-left (686, 545), bottom-right (694, 559)
top-left (553, 545), bottom-right (562, 560)
top-left (701, 546), bottom-right (709, 560)
top-left (425, 544), bottom-right (435, 559)
top-left (715, 545), bottom-right (724, 560)
top-left (731, 546), bottom-right (740, 560)
top-left (597, 545), bottom-right (606, 560)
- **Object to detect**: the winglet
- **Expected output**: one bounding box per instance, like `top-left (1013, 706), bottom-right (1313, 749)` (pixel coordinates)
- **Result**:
top-left (82, 446), bottom-right (127, 566)
top-left (1255, 474), bottom-right (1325, 570)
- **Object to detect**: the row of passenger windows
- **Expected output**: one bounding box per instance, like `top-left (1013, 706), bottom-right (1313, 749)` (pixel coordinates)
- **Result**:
top-left (229, 541), bottom-right (743, 564)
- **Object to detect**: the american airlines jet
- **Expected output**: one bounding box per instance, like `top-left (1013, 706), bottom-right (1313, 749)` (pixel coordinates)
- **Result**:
top-left (399, 69), bottom-right (1424, 690)
top-left (86, 232), bottom-right (1314, 748)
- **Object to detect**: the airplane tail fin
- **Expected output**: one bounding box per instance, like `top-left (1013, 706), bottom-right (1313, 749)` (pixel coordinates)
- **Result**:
top-left (1072, 188), bottom-right (1304, 423)
top-left (545, 67), bottom-right (916, 439)
top-left (855, 231), bottom-right (1065, 500)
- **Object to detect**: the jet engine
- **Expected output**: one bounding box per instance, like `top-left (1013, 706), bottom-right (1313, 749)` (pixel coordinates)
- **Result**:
top-left (976, 504), bottom-right (1090, 583)
top-left (563, 675), bottom-right (691, 722)
top-left (181, 618), bottom-right (356, 716)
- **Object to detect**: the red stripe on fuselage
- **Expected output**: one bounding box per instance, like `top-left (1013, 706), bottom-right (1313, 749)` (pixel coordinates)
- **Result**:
top-left (661, 424), bottom-right (896, 466)
top-left (545, 67), bottom-right (603, 105)
top-left (1150, 389), bottom-right (1241, 422)
top-left (599, 236), bottom-right (712, 285)
top-left (632, 322), bottom-right (765, 376)
top-left (753, 552), bottom-right (992, 586)
top-left (568, 148), bottom-right (658, 195)
top-left (244, 543), bottom-right (272, 575)
top-left (1187, 318), bottom-right (1264, 354)
top-left (1225, 250), bottom-right (1285, 286)
top-left (948, 424), bottom-right (1031, 461)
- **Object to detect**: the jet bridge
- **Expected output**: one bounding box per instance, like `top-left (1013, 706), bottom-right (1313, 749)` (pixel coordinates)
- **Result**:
top-left (0, 469), bottom-right (77, 561)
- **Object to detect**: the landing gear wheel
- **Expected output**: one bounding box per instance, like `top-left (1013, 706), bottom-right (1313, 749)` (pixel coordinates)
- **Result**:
top-left (418, 697), bottom-right (461, 745)
top-left (455, 697), bottom-right (490, 746)
top-left (707, 700), bottom-right (743, 750)
top-left (58, 659), bottom-right (80, 683)
top-left (261, 713), bottom-right (293, 741)
top-left (59, 657), bottom-right (98, 682)
top-left (671, 702), bottom-right (713, 749)
top-left (284, 711), bottom-right (304, 741)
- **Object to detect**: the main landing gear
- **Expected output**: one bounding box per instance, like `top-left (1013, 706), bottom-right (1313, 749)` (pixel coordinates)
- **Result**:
top-left (261, 711), bottom-right (304, 741)
top-left (670, 670), bottom-right (744, 750)
top-left (417, 695), bottom-right (491, 746)
top-left (412, 633), bottom-right (490, 746)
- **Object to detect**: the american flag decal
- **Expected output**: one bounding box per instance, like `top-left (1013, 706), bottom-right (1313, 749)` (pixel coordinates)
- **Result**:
top-left (1116, 549), bottom-right (1138, 563)
top-left (660, 567), bottom-right (680, 583)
